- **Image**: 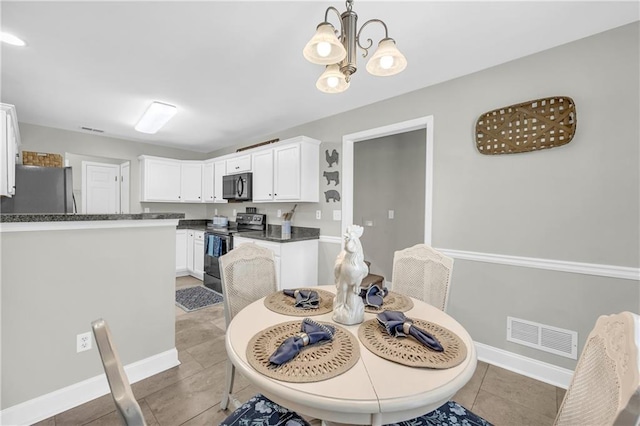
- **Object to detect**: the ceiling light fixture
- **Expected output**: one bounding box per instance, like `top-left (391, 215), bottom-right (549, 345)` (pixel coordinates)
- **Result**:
top-left (134, 101), bottom-right (177, 134)
top-left (303, 0), bottom-right (407, 94)
top-left (0, 32), bottom-right (26, 47)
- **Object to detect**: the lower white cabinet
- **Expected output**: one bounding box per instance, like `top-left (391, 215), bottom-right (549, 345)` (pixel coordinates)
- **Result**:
top-left (233, 236), bottom-right (318, 290)
top-left (176, 230), bottom-right (188, 274)
top-left (176, 229), bottom-right (205, 280)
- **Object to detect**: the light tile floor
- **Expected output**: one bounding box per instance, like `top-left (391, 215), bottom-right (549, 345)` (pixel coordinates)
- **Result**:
top-left (35, 276), bottom-right (566, 426)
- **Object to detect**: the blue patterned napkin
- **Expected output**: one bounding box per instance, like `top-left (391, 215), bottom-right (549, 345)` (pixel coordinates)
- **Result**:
top-left (377, 311), bottom-right (444, 352)
top-left (359, 283), bottom-right (388, 308)
top-left (269, 319), bottom-right (335, 365)
top-left (283, 289), bottom-right (320, 309)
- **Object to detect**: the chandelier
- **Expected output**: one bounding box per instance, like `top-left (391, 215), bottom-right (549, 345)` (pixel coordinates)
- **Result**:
top-left (303, 0), bottom-right (407, 94)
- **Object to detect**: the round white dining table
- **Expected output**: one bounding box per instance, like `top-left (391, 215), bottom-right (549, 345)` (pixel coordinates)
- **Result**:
top-left (225, 285), bottom-right (477, 426)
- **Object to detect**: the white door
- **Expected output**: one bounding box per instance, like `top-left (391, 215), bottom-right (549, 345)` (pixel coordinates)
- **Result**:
top-left (120, 162), bottom-right (130, 213)
top-left (82, 161), bottom-right (120, 214)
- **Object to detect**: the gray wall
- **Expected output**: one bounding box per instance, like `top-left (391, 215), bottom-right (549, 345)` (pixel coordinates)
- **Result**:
top-left (18, 124), bottom-right (210, 219)
top-left (209, 23), bottom-right (640, 369)
top-left (354, 130), bottom-right (426, 280)
top-left (1, 225), bottom-right (177, 408)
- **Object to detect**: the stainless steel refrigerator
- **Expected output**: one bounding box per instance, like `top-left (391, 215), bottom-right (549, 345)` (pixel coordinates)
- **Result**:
top-left (1, 165), bottom-right (74, 213)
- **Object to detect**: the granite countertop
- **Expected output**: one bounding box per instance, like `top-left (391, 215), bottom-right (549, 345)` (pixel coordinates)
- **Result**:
top-left (176, 219), bottom-right (209, 230)
top-left (0, 212), bottom-right (185, 223)
top-left (237, 225), bottom-right (320, 243)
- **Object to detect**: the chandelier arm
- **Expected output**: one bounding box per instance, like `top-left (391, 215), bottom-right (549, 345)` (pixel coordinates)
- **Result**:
top-left (323, 6), bottom-right (345, 37)
top-left (356, 19), bottom-right (389, 57)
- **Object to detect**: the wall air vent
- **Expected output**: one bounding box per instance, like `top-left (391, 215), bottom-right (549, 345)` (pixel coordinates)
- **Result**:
top-left (80, 126), bottom-right (104, 133)
top-left (507, 316), bottom-right (578, 359)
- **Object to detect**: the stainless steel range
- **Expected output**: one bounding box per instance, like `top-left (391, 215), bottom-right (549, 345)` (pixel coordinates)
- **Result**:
top-left (203, 212), bottom-right (266, 293)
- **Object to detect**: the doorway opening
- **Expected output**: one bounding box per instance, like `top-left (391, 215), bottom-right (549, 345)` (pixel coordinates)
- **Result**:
top-left (342, 116), bottom-right (434, 278)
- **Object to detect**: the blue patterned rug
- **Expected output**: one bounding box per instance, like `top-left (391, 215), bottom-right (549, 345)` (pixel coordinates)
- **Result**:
top-left (176, 286), bottom-right (223, 312)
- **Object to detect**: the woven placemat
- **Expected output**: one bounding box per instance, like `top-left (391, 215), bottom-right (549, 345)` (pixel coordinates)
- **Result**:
top-left (247, 320), bottom-right (360, 383)
top-left (264, 288), bottom-right (334, 316)
top-left (363, 291), bottom-right (414, 313)
top-left (358, 318), bottom-right (467, 369)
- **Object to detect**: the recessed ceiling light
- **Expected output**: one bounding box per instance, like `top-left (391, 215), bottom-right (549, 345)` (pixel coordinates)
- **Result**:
top-left (134, 101), bottom-right (177, 134)
top-left (0, 32), bottom-right (26, 47)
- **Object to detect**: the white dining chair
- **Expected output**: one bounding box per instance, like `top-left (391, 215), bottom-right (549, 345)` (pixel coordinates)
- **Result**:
top-left (91, 318), bottom-right (147, 426)
top-left (218, 243), bottom-right (309, 425)
top-left (555, 311), bottom-right (640, 426)
top-left (389, 311), bottom-right (640, 426)
top-left (391, 244), bottom-right (454, 311)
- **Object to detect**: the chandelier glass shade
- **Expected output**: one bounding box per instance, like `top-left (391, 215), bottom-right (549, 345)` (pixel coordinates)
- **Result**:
top-left (303, 0), bottom-right (406, 93)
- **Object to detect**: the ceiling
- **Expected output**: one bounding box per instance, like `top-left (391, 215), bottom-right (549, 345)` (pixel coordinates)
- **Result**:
top-left (1, 1), bottom-right (638, 153)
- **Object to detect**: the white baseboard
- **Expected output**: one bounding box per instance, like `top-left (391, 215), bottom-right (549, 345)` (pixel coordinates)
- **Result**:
top-left (0, 348), bottom-right (179, 426)
top-left (475, 342), bottom-right (573, 389)
top-left (176, 269), bottom-right (189, 277)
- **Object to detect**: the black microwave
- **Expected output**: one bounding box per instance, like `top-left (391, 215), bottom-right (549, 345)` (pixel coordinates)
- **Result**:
top-left (223, 172), bottom-right (252, 201)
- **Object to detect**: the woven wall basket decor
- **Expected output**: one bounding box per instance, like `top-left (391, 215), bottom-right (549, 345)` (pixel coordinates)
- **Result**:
top-left (475, 96), bottom-right (576, 155)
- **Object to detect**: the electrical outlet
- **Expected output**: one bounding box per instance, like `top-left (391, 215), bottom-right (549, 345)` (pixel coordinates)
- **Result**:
top-left (365, 220), bottom-right (374, 227)
top-left (214, 208), bottom-right (218, 215)
top-left (333, 210), bottom-right (341, 221)
top-left (388, 210), bottom-right (394, 219)
top-left (144, 207), bottom-right (150, 213)
top-left (77, 332), bottom-right (92, 353)
top-left (316, 210), bottom-right (322, 220)
top-left (232, 208), bottom-right (237, 217)
top-left (277, 209), bottom-right (282, 218)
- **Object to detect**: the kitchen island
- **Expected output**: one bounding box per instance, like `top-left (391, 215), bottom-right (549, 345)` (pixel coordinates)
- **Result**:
top-left (0, 213), bottom-right (183, 425)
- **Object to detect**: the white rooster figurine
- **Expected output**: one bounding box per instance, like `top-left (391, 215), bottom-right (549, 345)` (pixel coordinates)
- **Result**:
top-left (332, 225), bottom-right (367, 325)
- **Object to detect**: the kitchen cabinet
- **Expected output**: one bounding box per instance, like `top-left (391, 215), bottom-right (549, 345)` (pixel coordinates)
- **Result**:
top-left (0, 103), bottom-right (20, 197)
top-left (176, 229), bottom-right (188, 275)
top-left (203, 161), bottom-right (214, 202)
top-left (233, 236), bottom-right (318, 290)
top-left (251, 136), bottom-right (320, 203)
top-left (139, 156), bottom-right (182, 202)
top-left (213, 160), bottom-right (228, 203)
top-left (251, 149), bottom-right (274, 201)
top-left (176, 229), bottom-right (205, 280)
top-left (193, 231), bottom-right (205, 279)
top-left (226, 154), bottom-right (251, 174)
top-left (181, 161), bottom-right (203, 202)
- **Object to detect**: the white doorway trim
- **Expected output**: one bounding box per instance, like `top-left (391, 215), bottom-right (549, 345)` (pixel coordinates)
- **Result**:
top-left (342, 115), bottom-right (434, 245)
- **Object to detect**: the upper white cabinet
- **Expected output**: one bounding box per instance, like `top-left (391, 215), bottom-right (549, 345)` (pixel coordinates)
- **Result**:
top-left (213, 160), bottom-right (228, 203)
top-left (252, 149), bottom-right (274, 202)
top-left (226, 154), bottom-right (251, 174)
top-left (1, 103), bottom-right (20, 197)
top-left (140, 136), bottom-right (319, 203)
top-left (203, 161), bottom-right (215, 202)
top-left (251, 136), bottom-right (320, 203)
top-left (181, 161), bottom-right (203, 202)
top-left (139, 156), bottom-right (182, 202)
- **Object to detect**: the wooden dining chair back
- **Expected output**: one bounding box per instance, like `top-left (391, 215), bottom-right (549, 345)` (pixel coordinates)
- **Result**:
top-left (219, 243), bottom-right (278, 411)
top-left (555, 311), bottom-right (640, 426)
top-left (91, 318), bottom-right (147, 426)
top-left (391, 244), bottom-right (454, 311)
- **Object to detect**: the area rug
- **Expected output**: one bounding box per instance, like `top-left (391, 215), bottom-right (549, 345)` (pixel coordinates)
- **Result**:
top-left (176, 286), bottom-right (223, 312)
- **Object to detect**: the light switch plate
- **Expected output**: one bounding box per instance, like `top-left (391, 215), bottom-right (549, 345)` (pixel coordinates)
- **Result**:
top-left (333, 210), bottom-right (341, 221)
top-left (388, 210), bottom-right (394, 219)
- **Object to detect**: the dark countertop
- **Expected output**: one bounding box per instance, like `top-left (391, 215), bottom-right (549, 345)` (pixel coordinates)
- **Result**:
top-left (0, 213), bottom-right (185, 223)
top-left (176, 219), bottom-right (209, 230)
top-left (236, 225), bottom-right (320, 243)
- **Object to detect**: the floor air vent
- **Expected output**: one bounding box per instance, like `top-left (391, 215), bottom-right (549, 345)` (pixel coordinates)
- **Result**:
top-left (507, 317), bottom-right (578, 359)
